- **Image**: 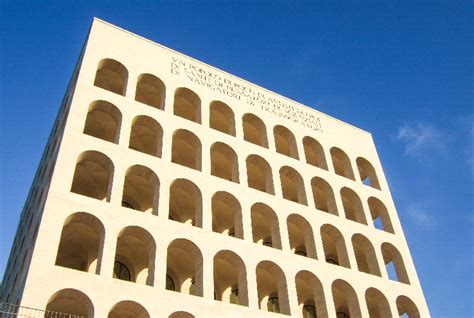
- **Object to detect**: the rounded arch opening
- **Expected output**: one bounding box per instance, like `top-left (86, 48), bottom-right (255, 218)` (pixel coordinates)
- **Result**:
top-left (83, 100), bottom-right (122, 143)
top-left (273, 125), bottom-right (299, 159)
top-left (210, 142), bottom-right (239, 183)
top-left (129, 115), bottom-right (163, 157)
top-left (121, 165), bottom-right (160, 214)
top-left (210, 101), bottom-right (235, 136)
top-left (368, 197), bottom-right (394, 234)
top-left (242, 113), bottom-right (268, 148)
top-left (256, 260), bottom-right (290, 315)
top-left (135, 73), bottom-right (165, 110)
top-left (279, 166), bottom-right (307, 205)
top-left (330, 147), bottom-right (355, 180)
top-left (108, 300), bottom-right (150, 318)
top-left (287, 214), bottom-right (317, 259)
top-left (320, 224), bottom-right (350, 268)
top-left (171, 129), bottom-right (202, 171)
top-left (70, 151), bottom-right (114, 201)
top-left (365, 287), bottom-right (390, 318)
top-left (381, 242), bottom-right (410, 284)
top-left (174, 87), bottom-right (201, 123)
top-left (169, 178), bottom-right (202, 228)
top-left (45, 288), bottom-right (94, 318)
top-left (214, 250), bottom-right (248, 306)
top-left (246, 155), bottom-right (274, 194)
top-left (212, 191), bottom-right (243, 239)
top-left (340, 187), bottom-right (367, 225)
top-left (295, 270), bottom-right (327, 318)
top-left (351, 234), bottom-right (381, 276)
top-left (55, 212), bottom-right (105, 274)
top-left (396, 295), bottom-right (420, 318)
top-left (356, 157), bottom-right (380, 190)
top-left (113, 226), bottom-right (156, 286)
top-left (331, 279), bottom-right (361, 318)
top-left (311, 176), bottom-right (338, 215)
top-left (251, 203), bottom-right (281, 249)
top-left (166, 239), bottom-right (203, 297)
top-left (303, 136), bottom-right (328, 170)
top-left (94, 58), bottom-right (128, 96)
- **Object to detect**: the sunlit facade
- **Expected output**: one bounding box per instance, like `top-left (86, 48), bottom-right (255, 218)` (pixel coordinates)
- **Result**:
top-left (0, 18), bottom-right (429, 317)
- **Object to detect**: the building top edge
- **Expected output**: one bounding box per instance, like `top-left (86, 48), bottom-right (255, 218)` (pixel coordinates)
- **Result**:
top-left (92, 17), bottom-right (372, 137)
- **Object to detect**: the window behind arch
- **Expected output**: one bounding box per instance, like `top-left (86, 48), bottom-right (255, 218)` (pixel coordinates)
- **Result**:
top-left (267, 297), bottom-right (280, 313)
top-left (303, 304), bottom-right (317, 318)
top-left (113, 261), bottom-right (131, 281)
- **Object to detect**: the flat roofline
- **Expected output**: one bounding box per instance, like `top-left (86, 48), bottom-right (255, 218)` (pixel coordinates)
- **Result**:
top-left (92, 17), bottom-right (371, 136)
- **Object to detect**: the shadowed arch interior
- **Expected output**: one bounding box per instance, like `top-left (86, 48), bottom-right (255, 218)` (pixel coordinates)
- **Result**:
top-left (210, 101), bottom-right (235, 136)
top-left (174, 87), bottom-right (201, 123)
top-left (135, 73), bottom-right (165, 109)
top-left (83, 100), bottom-right (122, 143)
top-left (45, 288), bottom-right (94, 318)
top-left (94, 58), bottom-right (128, 96)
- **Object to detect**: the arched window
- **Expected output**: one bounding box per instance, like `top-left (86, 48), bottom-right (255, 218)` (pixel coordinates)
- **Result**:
top-left (351, 234), bottom-right (381, 276)
top-left (121, 165), bottom-right (159, 215)
top-left (55, 212), bottom-right (105, 274)
top-left (340, 187), bottom-right (367, 225)
top-left (356, 157), bottom-right (381, 189)
top-left (212, 191), bottom-right (243, 239)
top-left (113, 226), bottom-right (155, 286)
top-left (45, 288), bottom-right (94, 318)
top-left (135, 73), bottom-right (165, 110)
top-left (330, 147), bottom-right (355, 180)
top-left (279, 166), bottom-right (307, 205)
top-left (242, 113), bottom-right (268, 148)
top-left (368, 197), bottom-right (394, 233)
top-left (251, 203), bottom-right (281, 250)
top-left (214, 250), bottom-right (248, 306)
top-left (171, 129), bottom-right (202, 171)
top-left (295, 271), bottom-right (327, 318)
top-left (396, 295), bottom-right (420, 318)
top-left (331, 279), bottom-right (361, 318)
top-left (246, 155), bottom-right (274, 194)
top-left (70, 151), bottom-right (114, 201)
top-left (113, 261), bottom-right (131, 281)
top-left (303, 136), bottom-right (328, 170)
top-left (311, 176), bottom-right (338, 215)
top-left (210, 142), bottom-right (239, 182)
top-left (174, 87), bottom-right (201, 123)
top-left (320, 224), bottom-right (350, 268)
top-left (108, 300), bottom-right (150, 318)
top-left (365, 288), bottom-right (391, 318)
top-left (273, 125), bottom-right (299, 159)
top-left (83, 100), bottom-right (122, 143)
top-left (256, 261), bottom-right (290, 315)
top-left (169, 179), bottom-right (202, 228)
top-left (167, 239), bottom-right (203, 297)
top-left (381, 243), bottom-right (410, 284)
top-left (129, 115), bottom-right (163, 157)
top-left (94, 58), bottom-right (128, 96)
top-left (209, 101), bottom-right (235, 136)
top-left (287, 214), bottom-right (317, 259)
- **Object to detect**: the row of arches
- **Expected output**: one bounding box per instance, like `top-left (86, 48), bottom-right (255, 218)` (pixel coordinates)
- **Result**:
top-left (70, 149), bottom-right (394, 233)
top-left (45, 288), bottom-right (193, 317)
top-left (93, 58), bottom-right (381, 190)
top-left (47, 272), bottom-right (419, 317)
top-left (56, 212), bottom-right (410, 296)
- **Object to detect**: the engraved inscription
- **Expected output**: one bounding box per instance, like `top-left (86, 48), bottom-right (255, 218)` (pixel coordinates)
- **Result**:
top-left (171, 56), bottom-right (323, 133)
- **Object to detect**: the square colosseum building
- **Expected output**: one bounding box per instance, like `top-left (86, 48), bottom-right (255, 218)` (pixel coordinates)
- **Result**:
top-left (0, 18), bottom-right (429, 318)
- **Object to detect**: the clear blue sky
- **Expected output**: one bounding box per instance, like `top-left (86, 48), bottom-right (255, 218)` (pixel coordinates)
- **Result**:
top-left (0, 1), bottom-right (472, 316)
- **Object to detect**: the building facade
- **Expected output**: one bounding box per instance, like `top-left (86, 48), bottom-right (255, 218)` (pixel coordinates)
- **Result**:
top-left (0, 19), bottom-right (429, 317)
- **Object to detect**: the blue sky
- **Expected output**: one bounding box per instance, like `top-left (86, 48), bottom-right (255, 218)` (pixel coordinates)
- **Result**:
top-left (0, 1), bottom-right (472, 316)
